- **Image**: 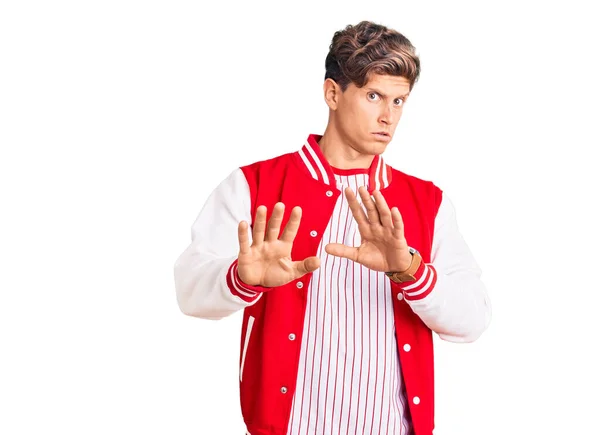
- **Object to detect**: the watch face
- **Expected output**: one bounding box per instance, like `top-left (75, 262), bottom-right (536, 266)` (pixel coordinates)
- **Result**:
top-left (408, 246), bottom-right (418, 255)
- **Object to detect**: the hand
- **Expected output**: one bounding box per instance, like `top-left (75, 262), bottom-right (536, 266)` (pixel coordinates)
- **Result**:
top-left (237, 203), bottom-right (321, 288)
top-left (325, 186), bottom-right (412, 272)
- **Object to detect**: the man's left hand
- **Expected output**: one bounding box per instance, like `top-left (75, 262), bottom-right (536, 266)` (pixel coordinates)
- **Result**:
top-left (325, 186), bottom-right (413, 273)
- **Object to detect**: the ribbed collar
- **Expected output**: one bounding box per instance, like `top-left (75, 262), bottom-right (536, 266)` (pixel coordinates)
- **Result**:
top-left (295, 134), bottom-right (392, 193)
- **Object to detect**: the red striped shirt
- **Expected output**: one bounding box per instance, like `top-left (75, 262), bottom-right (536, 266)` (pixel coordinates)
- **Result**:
top-left (286, 170), bottom-right (413, 435)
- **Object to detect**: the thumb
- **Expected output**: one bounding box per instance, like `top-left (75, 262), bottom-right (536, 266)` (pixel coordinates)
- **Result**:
top-left (325, 243), bottom-right (358, 261)
top-left (294, 256), bottom-right (321, 277)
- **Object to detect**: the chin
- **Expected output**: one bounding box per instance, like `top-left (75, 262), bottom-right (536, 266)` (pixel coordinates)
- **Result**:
top-left (369, 139), bottom-right (390, 155)
top-left (374, 145), bottom-right (388, 155)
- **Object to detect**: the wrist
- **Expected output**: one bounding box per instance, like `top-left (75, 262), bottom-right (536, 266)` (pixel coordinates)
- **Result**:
top-left (228, 260), bottom-right (269, 302)
top-left (392, 253), bottom-right (413, 273)
top-left (385, 247), bottom-right (421, 283)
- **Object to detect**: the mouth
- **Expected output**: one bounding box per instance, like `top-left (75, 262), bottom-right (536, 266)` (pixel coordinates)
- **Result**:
top-left (372, 132), bottom-right (391, 140)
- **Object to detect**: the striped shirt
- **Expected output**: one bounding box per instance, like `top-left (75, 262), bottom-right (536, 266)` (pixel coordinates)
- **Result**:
top-left (286, 170), bottom-right (413, 435)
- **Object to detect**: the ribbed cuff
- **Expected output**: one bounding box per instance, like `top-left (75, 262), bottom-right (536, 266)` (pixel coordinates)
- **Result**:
top-left (391, 261), bottom-right (438, 301)
top-left (227, 259), bottom-right (268, 302)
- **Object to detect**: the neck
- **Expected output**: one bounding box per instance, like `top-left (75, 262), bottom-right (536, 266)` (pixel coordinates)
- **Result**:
top-left (318, 125), bottom-right (374, 170)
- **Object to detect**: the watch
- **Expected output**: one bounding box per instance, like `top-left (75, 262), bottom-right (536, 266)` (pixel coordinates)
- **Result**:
top-left (385, 247), bottom-right (422, 283)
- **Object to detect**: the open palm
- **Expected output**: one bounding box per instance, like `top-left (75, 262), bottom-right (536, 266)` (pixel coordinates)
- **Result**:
top-left (325, 186), bottom-right (412, 272)
top-left (237, 203), bottom-right (321, 288)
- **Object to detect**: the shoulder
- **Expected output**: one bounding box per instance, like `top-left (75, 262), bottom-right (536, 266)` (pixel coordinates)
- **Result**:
top-left (235, 151), bottom-right (298, 198)
top-left (240, 150), bottom-right (296, 174)
top-left (388, 165), bottom-right (444, 213)
top-left (389, 166), bottom-right (442, 193)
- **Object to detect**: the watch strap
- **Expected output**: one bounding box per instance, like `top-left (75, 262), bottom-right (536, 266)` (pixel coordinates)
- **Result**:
top-left (385, 249), bottom-right (422, 283)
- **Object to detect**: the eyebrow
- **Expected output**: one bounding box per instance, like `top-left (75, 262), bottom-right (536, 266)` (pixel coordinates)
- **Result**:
top-left (367, 88), bottom-right (410, 99)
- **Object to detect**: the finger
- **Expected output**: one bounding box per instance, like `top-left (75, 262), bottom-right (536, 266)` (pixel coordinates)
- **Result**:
top-left (252, 205), bottom-right (267, 246)
top-left (266, 202), bottom-right (285, 242)
top-left (293, 256), bottom-right (321, 277)
top-left (238, 221), bottom-right (251, 255)
top-left (324, 243), bottom-right (359, 262)
top-left (280, 206), bottom-right (302, 243)
top-left (344, 187), bottom-right (369, 227)
top-left (391, 207), bottom-right (405, 236)
top-left (357, 186), bottom-right (381, 224)
top-left (373, 190), bottom-right (393, 227)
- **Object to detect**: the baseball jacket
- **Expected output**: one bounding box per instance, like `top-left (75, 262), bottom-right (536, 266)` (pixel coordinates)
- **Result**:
top-left (174, 134), bottom-right (492, 435)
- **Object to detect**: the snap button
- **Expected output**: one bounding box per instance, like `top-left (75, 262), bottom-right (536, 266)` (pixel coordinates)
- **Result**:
top-left (413, 396), bottom-right (420, 405)
top-left (403, 344), bottom-right (411, 352)
top-left (310, 230), bottom-right (317, 237)
top-left (397, 292), bottom-right (404, 301)
top-left (281, 387), bottom-right (288, 394)
top-left (296, 281), bottom-right (304, 289)
top-left (288, 333), bottom-right (296, 341)
top-left (326, 190), bottom-right (333, 197)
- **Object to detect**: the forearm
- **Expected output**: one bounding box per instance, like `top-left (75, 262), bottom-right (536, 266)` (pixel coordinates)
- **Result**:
top-left (394, 191), bottom-right (492, 342)
top-left (393, 262), bottom-right (491, 342)
top-left (173, 168), bottom-right (260, 320)
top-left (174, 251), bottom-right (262, 320)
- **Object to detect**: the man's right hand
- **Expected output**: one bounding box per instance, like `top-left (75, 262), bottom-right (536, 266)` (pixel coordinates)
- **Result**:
top-left (237, 202), bottom-right (321, 288)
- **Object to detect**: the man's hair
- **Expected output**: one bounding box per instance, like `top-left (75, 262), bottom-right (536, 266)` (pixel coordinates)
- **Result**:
top-left (325, 21), bottom-right (421, 92)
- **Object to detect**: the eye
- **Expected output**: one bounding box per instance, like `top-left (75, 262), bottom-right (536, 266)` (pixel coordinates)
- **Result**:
top-left (394, 98), bottom-right (405, 106)
top-left (367, 92), bottom-right (380, 101)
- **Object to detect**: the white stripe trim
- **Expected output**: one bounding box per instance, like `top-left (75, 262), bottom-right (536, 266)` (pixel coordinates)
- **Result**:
top-left (405, 266), bottom-right (435, 297)
top-left (402, 264), bottom-right (430, 291)
top-left (240, 315), bottom-right (255, 382)
top-left (235, 285), bottom-right (258, 298)
top-left (299, 148), bottom-right (319, 181)
top-left (230, 265), bottom-right (259, 298)
top-left (382, 162), bottom-right (389, 188)
top-left (305, 141), bottom-right (330, 185)
top-left (374, 156), bottom-right (382, 191)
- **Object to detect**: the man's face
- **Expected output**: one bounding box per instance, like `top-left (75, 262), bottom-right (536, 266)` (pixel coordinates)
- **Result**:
top-left (334, 74), bottom-right (411, 156)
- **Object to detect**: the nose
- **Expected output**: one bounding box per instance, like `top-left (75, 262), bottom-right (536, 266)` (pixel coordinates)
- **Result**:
top-left (378, 104), bottom-right (392, 125)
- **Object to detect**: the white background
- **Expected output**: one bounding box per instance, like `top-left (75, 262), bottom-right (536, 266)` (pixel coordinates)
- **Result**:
top-left (1, 0), bottom-right (599, 434)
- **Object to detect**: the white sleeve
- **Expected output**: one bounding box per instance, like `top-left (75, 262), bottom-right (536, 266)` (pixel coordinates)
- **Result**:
top-left (173, 168), bottom-right (263, 320)
top-left (403, 192), bottom-right (492, 342)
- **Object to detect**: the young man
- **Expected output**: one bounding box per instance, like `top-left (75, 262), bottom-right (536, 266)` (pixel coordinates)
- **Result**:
top-left (174, 20), bottom-right (491, 435)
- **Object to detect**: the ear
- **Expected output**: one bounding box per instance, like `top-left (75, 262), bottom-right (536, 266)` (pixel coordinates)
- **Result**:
top-left (323, 78), bottom-right (340, 110)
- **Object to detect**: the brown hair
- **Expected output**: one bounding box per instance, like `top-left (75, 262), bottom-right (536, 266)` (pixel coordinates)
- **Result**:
top-left (325, 21), bottom-right (421, 91)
